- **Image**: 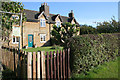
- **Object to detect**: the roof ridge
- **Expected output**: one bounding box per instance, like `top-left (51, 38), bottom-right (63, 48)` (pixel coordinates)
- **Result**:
top-left (24, 9), bottom-right (39, 12)
top-left (49, 13), bottom-right (69, 18)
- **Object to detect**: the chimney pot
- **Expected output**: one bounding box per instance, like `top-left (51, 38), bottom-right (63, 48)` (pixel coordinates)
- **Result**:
top-left (69, 10), bottom-right (74, 18)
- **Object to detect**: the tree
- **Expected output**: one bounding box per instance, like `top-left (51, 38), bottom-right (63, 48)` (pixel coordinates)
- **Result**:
top-left (96, 17), bottom-right (119, 33)
top-left (51, 22), bottom-right (80, 47)
top-left (1, 2), bottom-right (26, 45)
top-left (80, 24), bottom-right (97, 35)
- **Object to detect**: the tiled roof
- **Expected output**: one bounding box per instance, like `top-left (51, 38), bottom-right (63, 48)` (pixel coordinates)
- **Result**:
top-left (23, 9), bottom-right (80, 26)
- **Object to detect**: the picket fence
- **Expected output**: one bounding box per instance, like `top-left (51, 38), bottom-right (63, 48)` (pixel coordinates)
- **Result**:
top-left (1, 45), bottom-right (70, 79)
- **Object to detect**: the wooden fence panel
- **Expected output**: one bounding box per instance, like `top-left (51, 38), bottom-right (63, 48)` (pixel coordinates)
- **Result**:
top-left (63, 50), bottom-right (66, 79)
top-left (68, 48), bottom-right (70, 78)
top-left (60, 50), bottom-right (63, 79)
top-left (1, 46), bottom-right (71, 79)
top-left (41, 51), bottom-right (46, 79)
top-left (57, 51), bottom-right (60, 80)
top-left (27, 52), bottom-right (32, 79)
top-left (50, 51), bottom-right (53, 79)
top-left (33, 52), bottom-right (36, 79)
top-left (53, 51), bottom-right (56, 79)
top-left (37, 52), bottom-right (41, 79)
top-left (65, 49), bottom-right (68, 78)
top-left (47, 52), bottom-right (50, 79)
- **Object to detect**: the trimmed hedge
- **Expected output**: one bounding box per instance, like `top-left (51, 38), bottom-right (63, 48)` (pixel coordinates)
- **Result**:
top-left (68, 33), bottom-right (120, 76)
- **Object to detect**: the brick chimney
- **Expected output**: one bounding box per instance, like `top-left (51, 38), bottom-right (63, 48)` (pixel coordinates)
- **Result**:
top-left (39, 3), bottom-right (49, 17)
top-left (69, 10), bottom-right (74, 18)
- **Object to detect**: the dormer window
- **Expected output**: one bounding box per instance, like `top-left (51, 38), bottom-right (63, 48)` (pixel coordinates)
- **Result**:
top-left (40, 19), bottom-right (46, 27)
top-left (56, 21), bottom-right (61, 27)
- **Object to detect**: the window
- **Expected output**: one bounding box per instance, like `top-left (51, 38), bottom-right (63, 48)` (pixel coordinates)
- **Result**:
top-left (13, 37), bottom-right (15, 43)
top-left (16, 37), bottom-right (20, 42)
top-left (40, 34), bottom-right (46, 43)
top-left (56, 21), bottom-right (61, 27)
top-left (40, 19), bottom-right (46, 27)
top-left (12, 15), bottom-right (19, 20)
top-left (12, 36), bottom-right (20, 44)
top-left (12, 26), bottom-right (20, 36)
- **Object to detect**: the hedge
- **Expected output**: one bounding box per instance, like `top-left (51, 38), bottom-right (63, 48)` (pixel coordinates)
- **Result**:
top-left (68, 33), bottom-right (120, 76)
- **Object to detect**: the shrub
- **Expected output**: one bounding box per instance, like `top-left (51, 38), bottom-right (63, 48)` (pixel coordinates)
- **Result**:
top-left (51, 45), bottom-right (61, 49)
top-left (68, 33), bottom-right (119, 76)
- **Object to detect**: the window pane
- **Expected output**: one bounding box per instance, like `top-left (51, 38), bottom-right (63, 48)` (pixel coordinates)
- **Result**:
top-left (16, 37), bottom-right (20, 42)
top-left (40, 34), bottom-right (46, 42)
top-left (43, 22), bottom-right (45, 27)
top-left (56, 22), bottom-right (60, 27)
top-left (41, 37), bottom-right (43, 41)
top-left (13, 37), bottom-right (15, 42)
top-left (40, 19), bottom-right (42, 27)
top-left (29, 36), bottom-right (32, 42)
top-left (43, 36), bottom-right (45, 41)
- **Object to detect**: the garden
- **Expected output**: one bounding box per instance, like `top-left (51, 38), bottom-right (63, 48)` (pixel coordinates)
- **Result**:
top-left (23, 46), bottom-right (63, 53)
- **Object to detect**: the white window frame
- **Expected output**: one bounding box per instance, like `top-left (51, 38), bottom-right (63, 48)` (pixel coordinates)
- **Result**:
top-left (40, 34), bottom-right (46, 43)
top-left (11, 15), bottom-right (19, 20)
top-left (40, 19), bottom-right (46, 27)
top-left (12, 36), bottom-right (20, 44)
top-left (56, 21), bottom-right (61, 27)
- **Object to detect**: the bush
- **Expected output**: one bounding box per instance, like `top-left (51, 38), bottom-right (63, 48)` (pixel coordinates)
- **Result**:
top-left (68, 33), bottom-right (119, 76)
top-left (50, 37), bottom-right (62, 46)
top-left (2, 68), bottom-right (17, 80)
top-left (51, 45), bottom-right (61, 49)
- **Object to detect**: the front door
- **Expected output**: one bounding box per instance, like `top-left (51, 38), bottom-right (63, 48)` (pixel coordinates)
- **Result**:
top-left (28, 34), bottom-right (33, 47)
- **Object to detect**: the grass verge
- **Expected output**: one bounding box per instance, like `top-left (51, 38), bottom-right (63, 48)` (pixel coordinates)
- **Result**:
top-left (72, 57), bottom-right (120, 79)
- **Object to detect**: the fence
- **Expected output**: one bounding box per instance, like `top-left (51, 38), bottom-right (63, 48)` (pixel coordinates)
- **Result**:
top-left (1, 45), bottom-right (70, 79)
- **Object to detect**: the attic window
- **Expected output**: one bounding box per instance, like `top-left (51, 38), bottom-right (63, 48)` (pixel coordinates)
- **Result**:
top-left (40, 19), bottom-right (46, 27)
top-left (56, 21), bottom-right (61, 27)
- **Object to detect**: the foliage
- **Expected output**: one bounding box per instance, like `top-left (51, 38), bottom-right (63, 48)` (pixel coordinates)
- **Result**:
top-left (1, 2), bottom-right (26, 45)
top-left (68, 33), bottom-right (119, 76)
top-left (51, 22), bottom-right (80, 47)
top-left (96, 17), bottom-right (120, 33)
top-left (80, 17), bottom-right (119, 35)
top-left (80, 24), bottom-right (97, 35)
top-left (2, 68), bottom-right (17, 79)
top-left (51, 45), bottom-right (61, 49)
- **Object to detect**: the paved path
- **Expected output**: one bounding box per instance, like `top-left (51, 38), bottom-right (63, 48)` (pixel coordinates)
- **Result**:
top-left (0, 39), bottom-right (3, 80)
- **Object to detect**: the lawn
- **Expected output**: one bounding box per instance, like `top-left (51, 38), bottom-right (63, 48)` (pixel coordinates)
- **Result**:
top-left (72, 57), bottom-right (120, 79)
top-left (23, 46), bottom-right (63, 52)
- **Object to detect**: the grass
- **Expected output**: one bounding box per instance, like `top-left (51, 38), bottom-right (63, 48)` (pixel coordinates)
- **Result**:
top-left (72, 57), bottom-right (120, 79)
top-left (23, 46), bottom-right (63, 52)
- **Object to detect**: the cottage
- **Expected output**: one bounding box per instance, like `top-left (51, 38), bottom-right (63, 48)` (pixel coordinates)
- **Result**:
top-left (8, 3), bottom-right (80, 48)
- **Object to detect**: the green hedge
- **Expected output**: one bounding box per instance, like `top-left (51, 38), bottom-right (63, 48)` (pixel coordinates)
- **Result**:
top-left (68, 33), bottom-right (120, 76)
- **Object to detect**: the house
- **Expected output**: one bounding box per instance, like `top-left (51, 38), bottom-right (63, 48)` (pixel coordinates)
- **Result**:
top-left (8, 3), bottom-right (80, 49)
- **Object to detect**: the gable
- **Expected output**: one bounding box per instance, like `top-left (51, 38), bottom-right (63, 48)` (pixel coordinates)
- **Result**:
top-left (39, 14), bottom-right (46, 20)
top-left (38, 11), bottom-right (48, 20)
top-left (71, 19), bottom-right (75, 24)
top-left (55, 16), bottom-right (61, 22)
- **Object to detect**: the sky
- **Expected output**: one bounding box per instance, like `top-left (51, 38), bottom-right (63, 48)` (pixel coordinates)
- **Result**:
top-left (21, 2), bottom-right (118, 27)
